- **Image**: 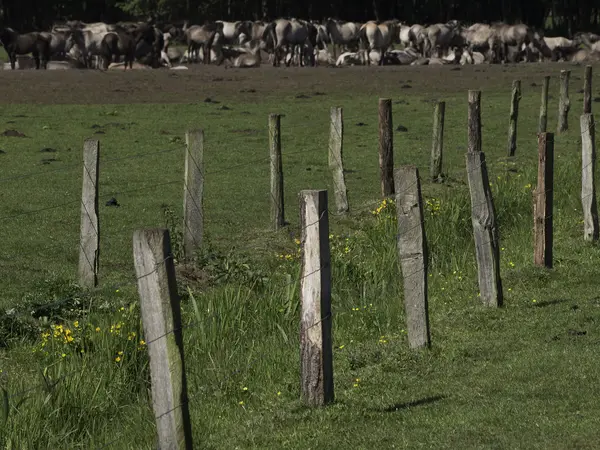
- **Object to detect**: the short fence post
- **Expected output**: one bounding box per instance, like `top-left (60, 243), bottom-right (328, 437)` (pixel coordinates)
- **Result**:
top-left (133, 228), bottom-right (193, 450)
top-left (557, 69), bottom-right (571, 133)
top-left (430, 101), bottom-right (445, 182)
top-left (269, 113), bottom-right (285, 230)
top-left (533, 133), bottom-right (554, 267)
top-left (539, 75), bottom-right (550, 134)
top-left (580, 114), bottom-right (598, 241)
top-left (466, 90), bottom-right (503, 307)
top-left (183, 129), bottom-right (204, 258)
top-left (395, 166), bottom-right (430, 349)
top-left (378, 98), bottom-right (394, 197)
top-left (584, 65), bottom-right (592, 115)
top-left (79, 139), bottom-right (100, 288)
top-left (507, 80), bottom-right (521, 157)
top-left (299, 190), bottom-right (333, 407)
top-left (328, 107), bottom-right (349, 214)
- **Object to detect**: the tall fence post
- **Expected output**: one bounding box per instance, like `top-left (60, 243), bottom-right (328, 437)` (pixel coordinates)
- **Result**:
top-left (466, 90), bottom-right (503, 307)
top-left (584, 65), bottom-right (592, 115)
top-left (557, 69), bottom-right (571, 133)
top-left (378, 98), bottom-right (394, 197)
top-left (79, 139), bottom-right (100, 288)
top-left (581, 114), bottom-right (598, 241)
top-left (133, 228), bottom-right (193, 450)
top-left (329, 107), bottom-right (349, 214)
top-left (539, 75), bottom-right (550, 134)
top-left (299, 189), bottom-right (333, 407)
top-left (507, 80), bottom-right (521, 157)
top-left (183, 129), bottom-right (204, 258)
top-left (533, 133), bottom-right (554, 267)
top-left (269, 113), bottom-right (285, 230)
top-left (430, 101), bottom-right (445, 182)
top-left (395, 166), bottom-right (430, 349)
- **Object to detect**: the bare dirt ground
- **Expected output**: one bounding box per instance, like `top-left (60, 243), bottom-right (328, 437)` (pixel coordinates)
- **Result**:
top-left (0, 62), bottom-right (587, 104)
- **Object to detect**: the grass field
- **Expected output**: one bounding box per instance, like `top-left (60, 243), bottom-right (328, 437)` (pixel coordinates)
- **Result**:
top-left (1, 63), bottom-right (600, 449)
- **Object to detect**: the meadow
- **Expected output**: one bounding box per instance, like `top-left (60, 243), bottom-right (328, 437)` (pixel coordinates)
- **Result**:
top-left (1, 63), bottom-right (600, 449)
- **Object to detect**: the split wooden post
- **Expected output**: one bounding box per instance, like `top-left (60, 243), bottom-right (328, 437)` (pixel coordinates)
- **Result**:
top-left (78, 139), bottom-right (100, 288)
top-left (466, 90), bottom-right (503, 307)
top-left (507, 80), bottom-right (521, 157)
top-left (269, 113), bottom-right (285, 230)
top-left (299, 190), bottom-right (333, 407)
top-left (430, 101), bottom-right (445, 182)
top-left (580, 114), bottom-right (599, 241)
top-left (557, 70), bottom-right (571, 133)
top-left (183, 130), bottom-right (204, 258)
top-left (395, 166), bottom-right (430, 349)
top-left (539, 75), bottom-right (550, 133)
top-left (328, 107), bottom-right (349, 214)
top-left (584, 65), bottom-right (592, 115)
top-left (378, 98), bottom-right (394, 197)
top-left (533, 133), bottom-right (554, 267)
top-left (133, 229), bottom-right (193, 450)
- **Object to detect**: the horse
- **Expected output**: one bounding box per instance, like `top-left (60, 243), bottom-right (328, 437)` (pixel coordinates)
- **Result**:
top-left (65, 28), bottom-right (105, 68)
top-left (493, 23), bottom-right (542, 63)
top-left (216, 21), bottom-right (252, 45)
top-left (423, 22), bottom-right (460, 58)
top-left (183, 21), bottom-right (223, 64)
top-left (100, 31), bottom-right (136, 70)
top-left (0, 28), bottom-right (50, 70)
top-left (264, 18), bottom-right (315, 67)
top-left (325, 19), bottom-right (361, 59)
top-left (462, 23), bottom-right (501, 62)
top-left (233, 40), bottom-right (262, 68)
top-left (358, 20), bottom-right (400, 65)
top-left (408, 24), bottom-right (426, 56)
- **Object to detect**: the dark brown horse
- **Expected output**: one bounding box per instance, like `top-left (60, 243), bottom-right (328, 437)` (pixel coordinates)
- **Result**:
top-left (0, 28), bottom-right (50, 69)
top-left (100, 31), bottom-right (135, 70)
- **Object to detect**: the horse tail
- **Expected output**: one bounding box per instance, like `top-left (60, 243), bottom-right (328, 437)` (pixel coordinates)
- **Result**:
top-left (358, 24), bottom-right (368, 51)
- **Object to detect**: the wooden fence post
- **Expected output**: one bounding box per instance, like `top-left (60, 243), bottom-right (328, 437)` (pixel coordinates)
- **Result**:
top-left (581, 114), bottom-right (598, 241)
top-left (329, 107), bottom-right (349, 214)
top-left (299, 190), bottom-right (333, 407)
top-left (533, 133), bottom-right (554, 267)
top-left (269, 113), bottom-right (285, 230)
top-left (539, 75), bottom-right (550, 134)
top-left (183, 130), bottom-right (204, 258)
top-left (557, 70), bottom-right (571, 133)
top-left (507, 80), bottom-right (521, 157)
top-left (466, 90), bottom-right (503, 307)
top-left (584, 65), bottom-right (592, 115)
top-left (378, 98), bottom-right (394, 197)
top-left (395, 166), bottom-right (430, 349)
top-left (79, 139), bottom-right (100, 288)
top-left (133, 228), bottom-right (193, 450)
top-left (430, 101), bottom-right (445, 182)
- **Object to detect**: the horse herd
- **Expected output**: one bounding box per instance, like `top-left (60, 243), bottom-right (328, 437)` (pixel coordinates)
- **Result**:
top-left (1, 18), bottom-right (600, 71)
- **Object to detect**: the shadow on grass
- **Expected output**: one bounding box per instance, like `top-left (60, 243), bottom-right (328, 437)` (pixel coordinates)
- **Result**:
top-left (532, 298), bottom-right (572, 308)
top-left (379, 394), bottom-right (447, 413)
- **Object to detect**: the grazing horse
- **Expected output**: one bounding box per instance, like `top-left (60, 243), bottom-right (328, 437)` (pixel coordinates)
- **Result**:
top-left (325, 19), bottom-right (361, 59)
top-left (100, 31), bottom-right (135, 70)
top-left (217, 21), bottom-right (252, 45)
top-left (0, 28), bottom-right (50, 69)
top-left (358, 20), bottom-right (400, 65)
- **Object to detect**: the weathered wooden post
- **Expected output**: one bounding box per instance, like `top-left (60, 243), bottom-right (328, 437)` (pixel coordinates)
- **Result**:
top-left (329, 107), bottom-right (349, 214)
top-left (299, 190), bottom-right (333, 406)
top-left (79, 139), bottom-right (100, 288)
top-left (378, 98), bottom-right (394, 197)
top-left (430, 101), bottom-right (445, 182)
top-left (133, 228), bottom-right (193, 450)
top-left (507, 80), bottom-right (521, 157)
top-left (466, 90), bottom-right (503, 307)
top-left (581, 114), bottom-right (598, 241)
top-left (533, 133), bottom-right (554, 267)
top-left (539, 75), bottom-right (550, 134)
top-left (557, 70), bottom-right (571, 133)
top-left (584, 65), bottom-right (592, 115)
top-left (269, 113), bottom-right (285, 230)
top-left (395, 166), bottom-right (430, 349)
top-left (183, 130), bottom-right (204, 258)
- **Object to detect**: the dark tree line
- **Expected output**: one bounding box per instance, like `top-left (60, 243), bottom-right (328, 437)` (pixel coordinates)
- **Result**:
top-left (0, 0), bottom-right (599, 35)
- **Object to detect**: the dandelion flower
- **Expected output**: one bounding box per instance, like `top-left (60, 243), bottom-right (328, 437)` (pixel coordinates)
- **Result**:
top-left (115, 357), bottom-right (121, 362)
top-left (61, 353), bottom-right (66, 358)
top-left (95, 327), bottom-right (101, 332)
top-left (238, 401), bottom-right (244, 406)
top-left (74, 321), bottom-right (79, 328)
top-left (338, 345), bottom-right (345, 349)
top-left (277, 391), bottom-right (282, 396)
top-left (242, 387), bottom-right (248, 391)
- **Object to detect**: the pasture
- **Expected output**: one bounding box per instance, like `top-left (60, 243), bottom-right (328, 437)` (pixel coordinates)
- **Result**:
top-left (2, 63), bottom-right (600, 449)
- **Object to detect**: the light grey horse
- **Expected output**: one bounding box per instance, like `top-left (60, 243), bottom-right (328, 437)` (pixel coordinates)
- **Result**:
top-left (183, 21), bottom-right (224, 64)
top-left (358, 20), bottom-right (400, 65)
top-left (325, 18), bottom-right (361, 59)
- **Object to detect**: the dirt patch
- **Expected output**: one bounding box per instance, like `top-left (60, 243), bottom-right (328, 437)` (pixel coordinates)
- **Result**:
top-left (1, 129), bottom-right (26, 137)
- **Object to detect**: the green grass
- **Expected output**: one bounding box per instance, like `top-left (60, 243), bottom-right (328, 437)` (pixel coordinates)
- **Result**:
top-left (2, 68), bottom-right (600, 449)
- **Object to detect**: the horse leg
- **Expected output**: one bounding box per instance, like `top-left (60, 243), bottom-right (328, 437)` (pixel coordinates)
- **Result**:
top-left (9, 52), bottom-right (16, 70)
top-left (33, 51), bottom-right (41, 70)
